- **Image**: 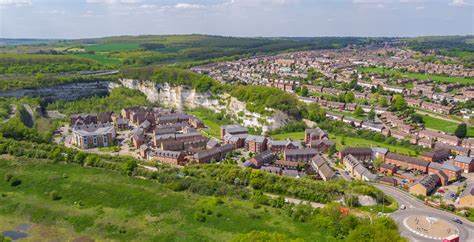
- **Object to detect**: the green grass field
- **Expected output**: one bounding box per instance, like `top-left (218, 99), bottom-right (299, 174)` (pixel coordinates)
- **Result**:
top-left (84, 43), bottom-right (140, 52)
top-left (270, 131), bottom-right (416, 156)
top-left (76, 53), bottom-right (121, 65)
top-left (359, 67), bottom-right (474, 85)
top-left (0, 158), bottom-right (330, 241)
top-left (421, 114), bottom-right (474, 137)
top-left (188, 109), bottom-right (232, 138)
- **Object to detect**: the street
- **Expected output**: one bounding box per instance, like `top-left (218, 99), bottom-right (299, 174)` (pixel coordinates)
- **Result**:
top-left (374, 184), bottom-right (474, 242)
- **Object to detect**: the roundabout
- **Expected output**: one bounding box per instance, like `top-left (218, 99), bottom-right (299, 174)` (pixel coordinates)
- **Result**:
top-left (403, 215), bottom-right (459, 240)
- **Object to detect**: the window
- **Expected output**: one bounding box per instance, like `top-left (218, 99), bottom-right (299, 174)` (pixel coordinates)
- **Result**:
top-left (93, 136), bottom-right (97, 147)
top-left (103, 135), bottom-right (108, 146)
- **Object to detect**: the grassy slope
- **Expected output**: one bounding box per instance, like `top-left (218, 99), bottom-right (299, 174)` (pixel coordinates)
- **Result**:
top-left (188, 109), bottom-right (231, 139)
top-left (359, 67), bottom-right (474, 84)
top-left (76, 53), bottom-right (121, 65)
top-left (421, 114), bottom-right (474, 137)
top-left (0, 158), bottom-right (324, 241)
top-left (270, 132), bottom-right (415, 156)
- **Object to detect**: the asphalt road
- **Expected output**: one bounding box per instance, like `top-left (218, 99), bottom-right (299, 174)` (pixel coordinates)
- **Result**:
top-left (374, 184), bottom-right (474, 242)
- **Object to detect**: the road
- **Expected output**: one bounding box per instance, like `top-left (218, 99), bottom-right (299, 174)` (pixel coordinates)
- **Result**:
top-left (374, 184), bottom-right (474, 242)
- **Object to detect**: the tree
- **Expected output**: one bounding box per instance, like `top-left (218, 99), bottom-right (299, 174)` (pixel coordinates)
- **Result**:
top-left (410, 113), bottom-right (424, 124)
top-left (367, 109), bottom-right (376, 121)
top-left (344, 91), bottom-right (355, 103)
top-left (354, 107), bottom-right (364, 117)
top-left (441, 98), bottom-right (448, 106)
top-left (455, 123), bottom-right (467, 139)
top-left (328, 145), bottom-right (337, 157)
top-left (378, 96), bottom-right (388, 107)
top-left (373, 158), bottom-right (384, 169)
top-left (122, 158), bottom-right (137, 176)
top-left (301, 86), bottom-right (309, 97)
top-left (390, 95), bottom-right (407, 112)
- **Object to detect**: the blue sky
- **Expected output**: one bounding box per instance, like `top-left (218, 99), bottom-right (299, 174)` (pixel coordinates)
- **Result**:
top-left (0, 0), bottom-right (473, 38)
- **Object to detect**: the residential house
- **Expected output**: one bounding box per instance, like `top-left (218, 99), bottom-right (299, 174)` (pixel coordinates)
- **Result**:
top-left (149, 150), bottom-right (186, 166)
top-left (338, 147), bottom-right (373, 161)
top-left (385, 153), bottom-right (430, 173)
top-left (452, 155), bottom-right (474, 173)
top-left (267, 139), bottom-right (300, 153)
top-left (419, 130), bottom-right (460, 146)
top-left (309, 139), bottom-right (335, 153)
top-left (221, 124), bottom-right (248, 139)
top-left (250, 150), bottom-right (276, 168)
top-left (274, 160), bottom-right (300, 170)
top-left (310, 155), bottom-right (335, 181)
top-left (284, 148), bottom-right (318, 162)
top-left (421, 148), bottom-right (450, 163)
top-left (304, 128), bottom-right (328, 144)
top-left (72, 123), bottom-right (116, 149)
top-left (409, 174), bottom-right (440, 196)
top-left (245, 135), bottom-right (268, 153)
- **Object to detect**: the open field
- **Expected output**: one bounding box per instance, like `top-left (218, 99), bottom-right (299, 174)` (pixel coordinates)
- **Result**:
top-left (271, 131), bottom-right (305, 140)
top-left (0, 158), bottom-right (328, 241)
top-left (421, 114), bottom-right (474, 137)
top-left (84, 43), bottom-right (140, 52)
top-left (359, 67), bottom-right (474, 85)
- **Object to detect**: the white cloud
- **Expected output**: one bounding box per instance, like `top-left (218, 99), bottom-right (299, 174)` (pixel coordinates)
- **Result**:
top-left (415, 5), bottom-right (425, 10)
top-left (449, 0), bottom-right (470, 6)
top-left (86, 0), bottom-right (141, 4)
top-left (0, 0), bottom-right (32, 7)
top-left (174, 3), bottom-right (205, 9)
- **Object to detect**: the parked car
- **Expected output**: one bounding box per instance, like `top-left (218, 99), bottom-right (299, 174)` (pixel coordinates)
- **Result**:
top-left (452, 218), bottom-right (463, 224)
top-left (400, 205), bottom-right (406, 210)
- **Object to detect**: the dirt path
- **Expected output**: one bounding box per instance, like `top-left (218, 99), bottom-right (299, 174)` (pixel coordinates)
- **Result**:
top-left (265, 193), bottom-right (325, 208)
top-left (2, 104), bottom-right (17, 123)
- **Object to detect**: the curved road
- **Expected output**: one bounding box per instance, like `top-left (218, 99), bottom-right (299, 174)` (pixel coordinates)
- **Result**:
top-left (374, 184), bottom-right (474, 242)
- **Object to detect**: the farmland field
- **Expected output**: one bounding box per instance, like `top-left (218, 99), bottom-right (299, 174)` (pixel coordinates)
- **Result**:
top-left (84, 43), bottom-right (140, 52)
top-left (359, 67), bottom-right (474, 85)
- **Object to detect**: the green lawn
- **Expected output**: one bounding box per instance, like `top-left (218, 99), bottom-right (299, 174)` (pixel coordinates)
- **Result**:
top-left (359, 67), bottom-right (474, 85)
top-left (330, 110), bottom-right (365, 120)
top-left (421, 114), bottom-right (474, 137)
top-left (76, 53), bottom-right (121, 65)
top-left (271, 131), bottom-right (305, 140)
top-left (0, 158), bottom-right (327, 241)
top-left (188, 109), bottom-right (231, 138)
top-left (331, 134), bottom-right (417, 156)
top-left (84, 43), bottom-right (140, 52)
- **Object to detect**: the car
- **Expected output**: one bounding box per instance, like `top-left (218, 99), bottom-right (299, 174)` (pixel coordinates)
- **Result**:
top-left (400, 205), bottom-right (406, 210)
top-left (452, 218), bottom-right (463, 224)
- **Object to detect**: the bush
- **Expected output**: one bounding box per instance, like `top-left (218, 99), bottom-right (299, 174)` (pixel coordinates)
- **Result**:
top-left (10, 177), bottom-right (21, 187)
top-left (4, 173), bottom-right (13, 182)
top-left (194, 212), bottom-right (206, 222)
top-left (49, 190), bottom-right (61, 201)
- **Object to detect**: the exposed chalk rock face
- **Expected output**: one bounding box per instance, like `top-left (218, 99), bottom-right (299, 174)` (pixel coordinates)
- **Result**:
top-left (0, 81), bottom-right (112, 101)
top-left (118, 78), bottom-right (292, 132)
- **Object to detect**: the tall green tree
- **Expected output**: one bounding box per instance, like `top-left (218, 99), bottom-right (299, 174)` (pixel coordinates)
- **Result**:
top-left (455, 123), bottom-right (467, 139)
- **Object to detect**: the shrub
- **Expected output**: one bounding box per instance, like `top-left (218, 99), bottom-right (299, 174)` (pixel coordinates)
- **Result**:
top-left (10, 177), bottom-right (21, 187)
top-left (194, 212), bottom-right (206, 222)
top-left (4, 173), bottom-right (13, 182)
top-left (49, 190), bottom-right (61, 201)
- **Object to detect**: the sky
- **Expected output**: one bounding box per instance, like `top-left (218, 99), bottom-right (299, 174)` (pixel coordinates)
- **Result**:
top-left (0, 0), bottom-right (473, 39)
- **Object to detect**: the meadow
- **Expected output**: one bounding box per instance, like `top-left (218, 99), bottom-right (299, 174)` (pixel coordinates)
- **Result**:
top-left (76, 53), bottom-right (121, 65)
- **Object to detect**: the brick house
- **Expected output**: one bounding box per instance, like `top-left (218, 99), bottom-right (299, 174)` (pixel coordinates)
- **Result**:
top-left (250, 150), bottom-right (276, 168)
top-left (338, 147), bottom-right (373, 161)
top-left (284, 148), bottom-right (318, 162)
top-left (304, 128), bottom-right (328, 144)
top-left (384, 153), bottom-right (430, 173)
top-left (420, 148), bottom-right (450, 163)
top-left (452, 155), bottom-right (474, 173)
top-left (245, 135), bottom-right (268, 153)
top-left (149, 150), bottom-right (186, 166)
